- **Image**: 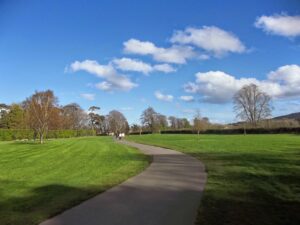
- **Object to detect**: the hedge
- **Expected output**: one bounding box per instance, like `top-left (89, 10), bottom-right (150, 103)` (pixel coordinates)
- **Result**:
top-left (0, 129), bottom-right (96, 141)
top-left (160, 127), bottom-right (300, 134)
top-left (129, 127), bottom-right (300, 135)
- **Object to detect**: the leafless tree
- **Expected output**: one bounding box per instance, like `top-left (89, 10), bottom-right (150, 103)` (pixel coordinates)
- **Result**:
top-left (140, 107), bottom-right (158, 132)
top-left (62, 103), bottom-right (87, 129)
top-left (233, 84), bottom-right (272, 126)
top-left (23, 90), bottom-right (57, 143)
top-left (107, 110), bottom-right (129, 135)
top-left (193, 110), bottom-right (209, 134)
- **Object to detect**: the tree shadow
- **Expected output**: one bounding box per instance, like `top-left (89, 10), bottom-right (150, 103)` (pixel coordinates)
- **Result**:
top-left (187, 151), bottom-right (300, 225)
top-left (0, 183), bottom-right (104, 225)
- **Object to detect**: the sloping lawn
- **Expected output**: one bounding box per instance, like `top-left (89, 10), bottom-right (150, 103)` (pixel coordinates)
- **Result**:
top-left (127, 134), bottom-right (300, 225)
top-left (0, 137), bottom-right (149, 225)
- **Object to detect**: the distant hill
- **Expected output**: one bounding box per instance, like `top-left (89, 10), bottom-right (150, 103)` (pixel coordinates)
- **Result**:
top-left (273, 112), bottom-right (300, 120)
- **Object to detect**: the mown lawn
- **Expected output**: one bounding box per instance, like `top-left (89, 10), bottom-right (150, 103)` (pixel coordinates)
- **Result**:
top-left (127, 134), bottom-right (300, 225)
top-left (0, 136), bottom-right (149, 225)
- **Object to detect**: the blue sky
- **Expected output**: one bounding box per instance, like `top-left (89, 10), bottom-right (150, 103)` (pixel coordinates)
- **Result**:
top-left (1, 0), bottom-right (300, 124)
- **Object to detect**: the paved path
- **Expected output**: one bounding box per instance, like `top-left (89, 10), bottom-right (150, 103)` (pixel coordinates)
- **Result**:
top-left (40, 140), bottom-right (207, 225)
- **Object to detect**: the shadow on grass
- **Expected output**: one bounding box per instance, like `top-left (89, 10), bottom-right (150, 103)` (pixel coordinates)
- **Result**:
top-left (0, 183), bottom-right (104, 225)
top-left (187, 151), bottom-right (300, 225)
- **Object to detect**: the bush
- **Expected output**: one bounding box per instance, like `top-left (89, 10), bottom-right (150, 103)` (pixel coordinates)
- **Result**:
top-left (0, 129), bottom-right (96, 141)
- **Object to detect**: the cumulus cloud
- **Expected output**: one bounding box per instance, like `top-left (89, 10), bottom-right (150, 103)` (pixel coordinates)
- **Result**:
top-left (179, 95), bottom-right (194, 102)
top-left (112, 57), bottom-right (176, 74)
top-left (154, 91), bottom-right (174, 102)
top-left (153, 63), bottom-right (176, 73)
top-left (123, 39), bottom-right (195, 64)
top-left (171, 26), bottom-right (246, 57)
top-left (80, 93), bottom-right (95, 101)
top-left (184, 65), bottom-right (300, 103)
top-left (69, 60), bottom-right (137, 92)
top-left (255, 14), bottom-right (300, 37)
top-left (112, 58), bottom-right (153, 74)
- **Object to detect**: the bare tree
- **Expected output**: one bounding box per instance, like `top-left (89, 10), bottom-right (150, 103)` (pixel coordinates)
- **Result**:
top-left (156, 114), bottom-right (168, 133)
top-left (107, 110), bottom-right (129, 135)
top-left (23, 90), bottom-right (57, 143)
top-left (62, 103), bottom-right (87, 129)
top-left (140, 107), bottom-right (158, 132)
top-left (193, 110), bottom-right (203, 135)
top-left (233, 84), bottom-right (272, 126)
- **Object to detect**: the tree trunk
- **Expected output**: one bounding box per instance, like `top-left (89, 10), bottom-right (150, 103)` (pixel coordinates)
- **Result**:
top-left (39, 132), bottom-right (44, 144)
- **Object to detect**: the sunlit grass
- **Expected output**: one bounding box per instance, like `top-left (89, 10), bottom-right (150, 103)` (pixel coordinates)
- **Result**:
top-left (127, 134), bottom-right (300, 225)
top-left (0, 136), bottom-right (149, 225)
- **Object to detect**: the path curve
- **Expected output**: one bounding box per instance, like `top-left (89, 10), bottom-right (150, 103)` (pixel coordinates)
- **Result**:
top-left (40, 140), bottom-right (207, 225)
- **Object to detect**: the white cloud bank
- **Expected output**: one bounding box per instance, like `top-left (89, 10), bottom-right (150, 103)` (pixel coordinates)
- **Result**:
top-left (154, 91), bottom-right (174, 102)
top-left (124, 26), bottom-right (246, 63)
top-left (69, 60), bottom-right (137, 92)
top-left (255, 14), bottom-right (300, 37)
top-left (112, 57), bottom-right (176, 74)
top-left (184, 64), bottom-right (300, 103)
top-left (80, 93), bottom-right (95, 101)
top-left (171, 26), bottom-right (246, 57)
top-left (123, 39), bottom-right (196, 64)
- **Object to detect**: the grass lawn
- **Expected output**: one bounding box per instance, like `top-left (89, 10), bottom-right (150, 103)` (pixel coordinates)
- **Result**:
top-left (0, 136), bottom-right (149, 225)
top-left (127, 134), bottom-right (300, 225)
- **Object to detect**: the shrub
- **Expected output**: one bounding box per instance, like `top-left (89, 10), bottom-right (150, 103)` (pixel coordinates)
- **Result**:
top-left (0, 129), bottom-right (96, 141)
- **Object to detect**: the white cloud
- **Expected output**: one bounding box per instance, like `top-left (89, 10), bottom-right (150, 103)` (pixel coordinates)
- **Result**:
top-left (171, 26), bottom-right (246, 57)
top-left (154, 91), bottom-right (174, 102)
top-left (123, 39), bottom-right (195, 64)
top-left (255, 14), bottom-right (300, 37)
top-left (80, 93), bottom-right (95, 101)
top-left (112, 57), bottom-right (176, 74)
top-left (153, 63), bottom-right (176, 73)
top-left (179, 95), bottom-right (194, 102)
top-left (69, 60), bottom-right (137, 92)
top-left (112, 58), bottom-right (153, 74)
top-left (184, 65), bottom-right (300, 103)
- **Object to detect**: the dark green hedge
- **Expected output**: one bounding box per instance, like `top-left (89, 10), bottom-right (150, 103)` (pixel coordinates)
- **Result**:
top-left (129, 127), bottom-right (300, 135)
top-left (0, 129), bottom-right (96, 141)
top-left (159, 127), bottom-right (300, 134)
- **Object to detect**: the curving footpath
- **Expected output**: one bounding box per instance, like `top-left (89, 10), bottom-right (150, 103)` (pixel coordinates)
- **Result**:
top-left (40, 140), bottom-right (207, 225)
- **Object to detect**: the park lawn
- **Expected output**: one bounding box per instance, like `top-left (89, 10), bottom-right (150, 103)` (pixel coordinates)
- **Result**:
top-left (127, 134), bottom-right (300, 225)
top-left (0, 136), bottom-right (149, 225)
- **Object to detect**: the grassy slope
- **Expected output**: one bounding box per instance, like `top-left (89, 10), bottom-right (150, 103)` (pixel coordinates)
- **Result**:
top-left (127, 134), bottom-right (300, 225)
top-left (0, 137), bottom-right (149, 225)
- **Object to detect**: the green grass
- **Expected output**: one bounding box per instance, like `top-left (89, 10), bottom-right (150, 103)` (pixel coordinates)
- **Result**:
top-left (127, 134), bottom-right (300, 225)
top-left (0, 137), bottom-right (149, 225)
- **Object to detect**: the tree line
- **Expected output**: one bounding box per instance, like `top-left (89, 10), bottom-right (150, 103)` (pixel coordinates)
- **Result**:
top-left (0, 90), bottom-right (129, 143)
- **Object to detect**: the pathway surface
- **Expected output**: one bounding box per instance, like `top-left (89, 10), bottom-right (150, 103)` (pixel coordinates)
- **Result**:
top-left (40, 140), bottom-right (207, 225)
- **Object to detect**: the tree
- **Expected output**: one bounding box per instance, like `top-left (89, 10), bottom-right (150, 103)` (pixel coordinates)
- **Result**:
top-left (107, 110), bottom-right (129, 135)
top-left (23, 90), bottom-right (57, 143)
top-left (181, 118), bottom-right (191, 128)
top-left (5, 104), bottom-right (25, 129)
top-left (193, 110), bottom-right (202, 135)
top-left (88, 106), bottom-right (104, 133)
top-left (0, 104), bottom-right (10, 128)
top-left (62, 103), bottom-right (87, 129)
top-left (140, 107), bottom-right (158, 132)
top-left (131, 124), bottom-right (143, 135)
top-left (168, 116), bottom-right (178, 129)
top-left (156, 114), bottom-right (168, 133)
top-left (233, 84), bottom-right (272, 126)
